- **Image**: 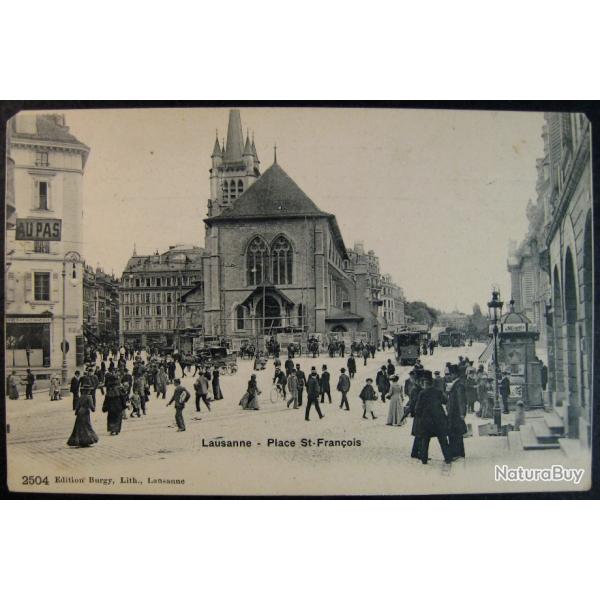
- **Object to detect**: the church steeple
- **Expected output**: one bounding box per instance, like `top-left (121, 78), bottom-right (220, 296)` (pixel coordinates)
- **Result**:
top-left (208, 109), bottom-right (261, 218)
top-left (223, 109), bottom-right (244, 163)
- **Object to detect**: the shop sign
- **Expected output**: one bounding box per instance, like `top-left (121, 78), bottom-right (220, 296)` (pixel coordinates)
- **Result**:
top-left (502, 323), bottom-right (527, 333)
top-left (15, 218), bottom-right (62, 241)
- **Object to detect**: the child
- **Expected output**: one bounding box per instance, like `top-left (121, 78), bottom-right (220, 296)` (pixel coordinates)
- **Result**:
top-left (359, 377), bottom-right (378, 420)
top-left (130, 390), bottom-right (142, 418)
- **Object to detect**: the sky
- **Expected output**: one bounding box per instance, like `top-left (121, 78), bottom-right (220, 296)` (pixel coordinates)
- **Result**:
top-left (57, 106), bottom-right (543, 314)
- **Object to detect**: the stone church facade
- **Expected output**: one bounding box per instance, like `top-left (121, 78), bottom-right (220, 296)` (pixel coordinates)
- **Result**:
top-left (202, 110), bottom-right (379, 341)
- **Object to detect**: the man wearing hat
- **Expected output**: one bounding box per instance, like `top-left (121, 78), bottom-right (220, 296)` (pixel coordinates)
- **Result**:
top-left (433, 371), bottom-right (445, 395)
top-left (447, 367), bottom-right (468, 460)
top-left (320, 365), bottom-right (331, 404)
top-left (337, 367), bottom-right (351, 411)
top-left (414, 370), bottom-right (452, 464)
top-left (407, 371), bottom-right (424, 458)
top-left (305, 367), bottom-right (324, 421)
top-left (295, 364), bottom-right (307, 407)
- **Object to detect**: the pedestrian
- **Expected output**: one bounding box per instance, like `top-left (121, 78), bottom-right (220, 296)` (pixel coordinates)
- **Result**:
top-left (386, 358), bottom-right (395, 377)
top-left (130, 389), bottom-right (142, 418)
top-left (305, 367), bottom-right (324, 421)
top-left (154, 365), bottom-right (169, 400)
top-left (284, 356), bottom-right (295, 377)
top-left (103, 368), bottom-right (124, 435)
top-left (362, 346), bottom-right (369, 367)
top-left (347, 353), bottom-right (357, 379)
top-left (407, 372), bottom-right (423, 459)
top-left (433, 370), bottom-right (445, 395)
top-left (7, 370), bottom-right (20, 400)
top-left (320, 365), bottom-right (331, 403)
top-left (376, 365), bottom-right (389, 403)
top-left (499, 371), bottom-right (511, 414)
top-left (476, 367), bottom-right (490, 418)
top-left (240, 374), bottom-right (260, 410)
top-left (194, 371), bottom-right (211, 412)
top-left (212, 366), bottom-right (223, 400)
top-left (70, 370), bottom-right (81, 411)
top-left (167, 378), bottom-right (191, 432)
top-left (67, 381), bottom-right (98, 448)
top-left (273, 367), bottom-right (287, 401)
top-left (414, 371), bottom-right (452, 465)
top-left (340, 340), bottom-right (345, 357)
top-left (359, 378), bottom-right (378, 419)
top-left (386, 375), bottom-right (404, 426)
top-left (49, 374), bottom-right (61, 401)
top-left (287, 369), bottom-right (299, 409)
top-left (465, 368), bottom-right (478, 413)
top-left (447, 367), bottom-right (467, 460)
top-left (369, 343), bottom-right (375, 359)
top-left (25, 369), bottom-right (35, 399)
top-left (295, 364), bottom-right (306, 406)
top-left (428, 339), bottom-right (435, 356)
top-left (337, 367), bottom-right (351, 410)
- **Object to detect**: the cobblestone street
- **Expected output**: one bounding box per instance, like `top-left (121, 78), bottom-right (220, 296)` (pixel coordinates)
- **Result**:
top-left (6, 343), bottom-right (589, 495)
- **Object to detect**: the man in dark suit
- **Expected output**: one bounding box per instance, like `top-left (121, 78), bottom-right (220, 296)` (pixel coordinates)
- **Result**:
top-left (70, 370), bottom-right (81, 411)
top-left (295, 364), bottom-right (307, 406)
top-left (414, 371), bottom-right (452, 464)
top-left (25, 369), bottom-right (35, 399)
top-left (347, 354), bottom-right (357, 379)
top-left (499, 371), bottom-right (511, 414)
top-left (305, 367), bottom-right (323, 421)
top-left (320, 365), bottom-right (331, 403)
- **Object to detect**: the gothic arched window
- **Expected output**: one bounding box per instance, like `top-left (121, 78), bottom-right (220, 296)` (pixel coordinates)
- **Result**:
top-left (238, 179), bottom-right (244, 195)
top-left (236, 305), bottom-right (245, 330)
top-left (271, 236), bottom-right (293, 285)
top-left (223, 180), bottom-right (229, 200)
top-left (246, 237), bottom-right (269, 286)
top-left (230, 179), bottom-right (238, 200)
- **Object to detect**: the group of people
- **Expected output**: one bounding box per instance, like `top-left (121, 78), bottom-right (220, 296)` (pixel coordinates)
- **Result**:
top-left (66, 351), bottom-right (226, 443)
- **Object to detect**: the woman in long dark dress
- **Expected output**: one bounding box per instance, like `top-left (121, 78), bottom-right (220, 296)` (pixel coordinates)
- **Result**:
top-left (103, 369), bottom-right (124, 435)
top-left (67, 390), bottom-right (98, 447)
top-left (212, 367), bottom-right (223, 400)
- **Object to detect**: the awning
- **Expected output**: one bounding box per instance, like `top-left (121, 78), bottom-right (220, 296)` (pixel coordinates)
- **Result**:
top-left (478, 338), bottom-right (494, 364)
top-left (240, 285), bottom-right (295, 308)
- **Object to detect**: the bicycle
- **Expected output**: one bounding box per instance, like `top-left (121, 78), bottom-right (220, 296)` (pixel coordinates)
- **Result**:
top-left (269, 384), bottom-right (285, 404)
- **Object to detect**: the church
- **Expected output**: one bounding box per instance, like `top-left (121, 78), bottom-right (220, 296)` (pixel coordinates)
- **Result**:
top-left (202, 109), bottom-right (382, 342)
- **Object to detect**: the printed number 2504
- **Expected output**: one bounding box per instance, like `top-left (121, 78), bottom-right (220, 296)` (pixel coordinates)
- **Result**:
top-left (22, 475), bottom-right (49, 486)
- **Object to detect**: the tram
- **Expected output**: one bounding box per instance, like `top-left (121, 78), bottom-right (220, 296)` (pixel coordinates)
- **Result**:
top-left (393, 331), bottom-right (421, 366)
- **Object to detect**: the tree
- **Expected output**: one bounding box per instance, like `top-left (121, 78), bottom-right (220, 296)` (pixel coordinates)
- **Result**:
top-left (404, 301), bottom-right (440, 327)
top-left (465, 303), bottom-right (488, 339)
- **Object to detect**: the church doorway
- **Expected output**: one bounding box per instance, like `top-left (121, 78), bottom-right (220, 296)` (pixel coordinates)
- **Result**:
top-left (331, 325), bottom-right (347, 333)
top-left (255, 295), bottom-right (282, 334)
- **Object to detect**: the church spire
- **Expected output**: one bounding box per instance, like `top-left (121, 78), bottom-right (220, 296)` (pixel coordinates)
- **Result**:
top-left (252, 131), bottom-right (259, 163)
top-left (211, 130), bottom-right (222, 157)
top-left (223, 109), bottom-right (244, 162)
top-left (243, 129), bottom-right (253, 155)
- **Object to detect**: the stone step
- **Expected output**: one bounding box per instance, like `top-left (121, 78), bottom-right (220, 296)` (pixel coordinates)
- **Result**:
top-left (507, 430), bottom-right (523, 452)
top-left (544, 411), bottom-right (565, 435)
top-left (520, 425), bottom-right (561, 450)
top-left (531, 420), bottom-right (562, 444)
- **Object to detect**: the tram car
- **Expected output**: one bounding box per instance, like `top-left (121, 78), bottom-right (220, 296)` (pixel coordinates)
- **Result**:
top-left (195, 346), bottom-right (238, 375)
top-left (393, 331), bottom-right (421, 366)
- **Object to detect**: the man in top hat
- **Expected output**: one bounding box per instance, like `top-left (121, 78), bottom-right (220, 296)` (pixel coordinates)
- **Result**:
top-left (414, 370), bottom-right (452, 465)
top-left (447, 366), bottom-right (468, 460)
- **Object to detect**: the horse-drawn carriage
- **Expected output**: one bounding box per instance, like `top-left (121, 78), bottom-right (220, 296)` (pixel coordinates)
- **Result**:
top-left (194, 346), bottom-right (238, 375)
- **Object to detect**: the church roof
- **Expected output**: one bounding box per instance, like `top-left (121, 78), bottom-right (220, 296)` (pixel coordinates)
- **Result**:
top-left (207, 162), bottom-right (329, 221)
top-left (205, 162), bottom-right (348, 258)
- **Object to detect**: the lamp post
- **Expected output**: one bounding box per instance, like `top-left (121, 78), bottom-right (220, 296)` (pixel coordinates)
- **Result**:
top-left (487, 287), bottom-right (504, 430)
top-left (61, 250), bottom-right (81, 391)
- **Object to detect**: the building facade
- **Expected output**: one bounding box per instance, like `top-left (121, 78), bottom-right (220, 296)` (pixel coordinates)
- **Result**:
top-left (83, 264), bottom-right (120, 345)
top-left (380, 273), bottom-right (406, 332)
top-left (5, 113), bottom-right (89, 382)
top-left (508, 112), bottom-right (593, 447)
top-left (118, 245), bottom-right (205, 349)
top-left (202, 110), bottom-right (393, 342)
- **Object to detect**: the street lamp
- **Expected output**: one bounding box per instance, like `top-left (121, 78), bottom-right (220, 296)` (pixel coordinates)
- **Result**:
top-left (61, 250), bottom-right (81, 392)
top-left (487, 287), bottom-right (504, 430)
